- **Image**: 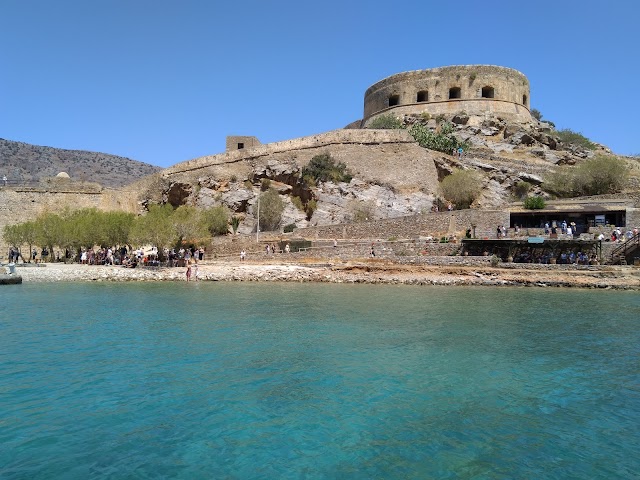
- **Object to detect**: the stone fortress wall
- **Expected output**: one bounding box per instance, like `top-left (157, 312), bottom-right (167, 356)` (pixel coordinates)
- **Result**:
top-left (363, 65), bottom-right (531, 125)
top-left (161, 129), bottom-right (418, 178)
top-left (0, 186), bottom-right (139, 256)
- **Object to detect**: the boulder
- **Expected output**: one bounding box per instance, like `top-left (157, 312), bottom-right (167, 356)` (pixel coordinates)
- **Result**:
top-left (451, 113), bottom-right (469, 125)
top-left (509, 131), bottom-right (535, 146)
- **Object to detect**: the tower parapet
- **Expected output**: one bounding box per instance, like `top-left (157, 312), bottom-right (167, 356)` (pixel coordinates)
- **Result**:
top-left (363, 65), bottom-right (531, 125)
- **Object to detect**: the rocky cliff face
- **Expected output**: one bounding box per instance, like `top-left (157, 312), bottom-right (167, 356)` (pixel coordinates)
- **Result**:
top-left (0, 138), bottom-right (161, 188)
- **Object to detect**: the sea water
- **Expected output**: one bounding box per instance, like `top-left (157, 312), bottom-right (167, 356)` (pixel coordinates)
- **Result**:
top-left (1, 283), bottom-right (639, 479)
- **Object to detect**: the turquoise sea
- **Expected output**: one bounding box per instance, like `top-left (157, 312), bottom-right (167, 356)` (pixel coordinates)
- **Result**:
top-left (1, 283), bottom-right (639, 479)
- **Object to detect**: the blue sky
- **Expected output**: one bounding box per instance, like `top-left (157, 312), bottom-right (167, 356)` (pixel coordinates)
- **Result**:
top-left (1, 0), bottom-right (638, 168)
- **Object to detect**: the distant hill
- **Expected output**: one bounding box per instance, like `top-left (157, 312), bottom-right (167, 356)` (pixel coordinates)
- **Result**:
top-left (0, 138), bottom-right (161, 188)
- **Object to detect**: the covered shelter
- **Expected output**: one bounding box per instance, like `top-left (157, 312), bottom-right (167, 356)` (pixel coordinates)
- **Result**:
top-left (462, 238), bottom-right (602, 264)
top-left (509, 199), bottom-right (633, 235)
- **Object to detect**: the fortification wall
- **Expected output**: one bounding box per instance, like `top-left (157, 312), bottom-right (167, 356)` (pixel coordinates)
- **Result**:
top-left (363, 65), bottom-right (531, 124)
top-left (0, 187), bottom-right (139, 258)
top-left (292, 210), bottom-right (510, 241)
top-left (161, 129), bottom-right (416, 177)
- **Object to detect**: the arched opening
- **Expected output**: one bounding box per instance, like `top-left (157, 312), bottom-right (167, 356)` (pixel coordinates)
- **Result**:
top-left (449, 87), bottom-right (461, 99)
top-left (388, 94), bottom-right (400, 107)
top-left (481, 86), bottom-right (495, 98)
top-left (523, 94), bottom-right (528, 106)
top-left (417, 90), bottom-right (428, 102)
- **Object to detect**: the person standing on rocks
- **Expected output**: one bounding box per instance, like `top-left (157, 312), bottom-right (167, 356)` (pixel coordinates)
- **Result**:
top-left (186, 263), bottom-right (192, 281)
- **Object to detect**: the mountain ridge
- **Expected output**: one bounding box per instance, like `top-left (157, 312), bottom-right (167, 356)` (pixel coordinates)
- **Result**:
top-left (0, 138), bottom-right (161, 188)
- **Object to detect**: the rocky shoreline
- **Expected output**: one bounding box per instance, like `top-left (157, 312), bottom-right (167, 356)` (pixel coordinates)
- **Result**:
top-left (8, 261), bottom-right (640, 290)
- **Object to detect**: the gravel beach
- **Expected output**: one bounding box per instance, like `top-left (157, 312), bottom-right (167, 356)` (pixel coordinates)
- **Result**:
top-left (9, 261), bottom-right (640, 290)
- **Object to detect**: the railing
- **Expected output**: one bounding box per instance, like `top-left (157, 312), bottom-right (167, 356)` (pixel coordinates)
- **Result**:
top-left (610, 233), bottom-right (640, 264)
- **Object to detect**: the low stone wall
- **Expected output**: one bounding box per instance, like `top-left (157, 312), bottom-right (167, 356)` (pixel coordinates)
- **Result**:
top-left (293, 210), bottom-right (510, 241)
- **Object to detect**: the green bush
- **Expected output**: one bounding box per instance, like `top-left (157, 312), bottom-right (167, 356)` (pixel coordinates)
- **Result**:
top-left (523, 196), bottom-right (546, 209)
top-left (283, 223), bottom-right (296, 233)
top-left (543, 155), bottom-right (629, 197)
top-left (257, 188), bottom-right (284, 231)
top-left (366, 114), bottom-right (404, 129)
top-left (291, 196), bottom-right (304, 211)
top-left (305, 198), bottom-right (317, 220)
top-left (202, 205), bottom-right (230, 236)
top-left (302, 153), bottom-right (353, 184)
top-left (439, 169), bottom-right (483, 209)
top-left (409, 122), bottom-right (469, 155)
top-left (514, 181), bottom-right (532, 199)
top-left (531, 109), bottom-right (542, 121)
top-left (260, 178), bottom-right (271, 190)
top-left (555, 129), bottom-right (596, 150)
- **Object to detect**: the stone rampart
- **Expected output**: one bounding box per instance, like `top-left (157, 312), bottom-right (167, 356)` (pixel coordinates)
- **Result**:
top-left (161, 129), bottom-right (415, 177)
top-left (0, 186), bottom-right (139, 258)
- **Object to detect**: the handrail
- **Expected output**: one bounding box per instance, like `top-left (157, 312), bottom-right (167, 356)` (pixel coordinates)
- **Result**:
top-left (610, 233), bottom-right (640, 263)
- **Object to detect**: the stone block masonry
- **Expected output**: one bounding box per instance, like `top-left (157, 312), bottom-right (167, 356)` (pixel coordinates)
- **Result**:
top-left (294, 210), bottom-right (510, 241)
top-left (0, 187), bottom-right (139, 258)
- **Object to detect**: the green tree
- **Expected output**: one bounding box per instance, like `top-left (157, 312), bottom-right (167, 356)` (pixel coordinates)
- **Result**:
top-left (440, 169), bottom-right (483, 209)
top-left (130, 204), bottom-right (177, 251)
top-left (34, 212), bottom-right (65, 259)
top-left (101, 211), bottom-right (135, 247)
top-left (202, 205), bottom-right (230, 236)
top-left (172, 205), bottom-right (209, 245)
top-left (257, 188), bottom-right (284, 231)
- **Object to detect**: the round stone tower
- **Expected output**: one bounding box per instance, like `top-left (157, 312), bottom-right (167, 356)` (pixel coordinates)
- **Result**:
top-left (363, 65), bottom-right (531, 125)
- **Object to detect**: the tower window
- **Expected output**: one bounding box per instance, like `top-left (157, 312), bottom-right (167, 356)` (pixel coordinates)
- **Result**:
top-left (449, 87), bottom-right (461, 99)
top-left (417, 90), bottom-right (428, 102)
top-left (481, 86), bottom-right (495, 98)
top-left (237, 143), bottom-right (244, 149)
top-left (388, 94), bottom-right (400, 107)
top-left (522, 94), bottom-right (528, 106)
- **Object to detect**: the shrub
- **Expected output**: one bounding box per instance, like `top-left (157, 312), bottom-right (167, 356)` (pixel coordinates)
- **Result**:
top-left (260, 178), bottom-right (271, 190)
top-left (531, 109), bottom-right (542, 121)
top-left (348, 199), bottom-right (375, 223)
top-left (523, 196), bottom-right (546, 209)
top-left (230, 215), bottom-right (241, 234)
top-left (409, 122), bottom-right (469, 155)
top-left (514, 181), bottom-right (532, 199)
top-left (202, 205), bottom-right (230, 236)
top-left (543, 155), bottom-right (629, 197)
top-left (554, 129), bottom-right (596, 150)
top-left (302, 153), bottom-right (353, 184)
top-left (305, 198), bottom-right (317, 220)
top-left (367, 114), bottom-right (404, 129)
top-left (257, 188), bottom-right (284, 231)
top-left (283, 223), bottom-right (296, 233)
top-left (439, 169), bottom-right (483, 209)
top-left (291, 196), bottom-right (304, 211)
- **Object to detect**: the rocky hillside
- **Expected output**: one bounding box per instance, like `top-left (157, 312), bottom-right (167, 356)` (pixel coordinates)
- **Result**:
top-left (0, 138), bottom-right (161, 188)
top-left (135, 116), bottom-right (638, 236)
